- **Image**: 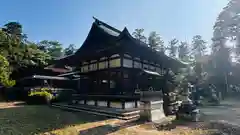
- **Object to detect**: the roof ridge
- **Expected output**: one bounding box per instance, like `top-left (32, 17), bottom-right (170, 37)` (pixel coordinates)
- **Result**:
top-left (92, 18), bottom-right (172, 59)
top-left (93, 17), bottom-right (121, 33)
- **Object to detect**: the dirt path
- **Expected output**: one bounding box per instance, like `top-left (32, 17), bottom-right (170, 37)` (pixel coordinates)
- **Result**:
top-left (201, 99), bottom-right (240, 125)
top-left (0, 101), bottom-right (25, 109)
top-left (3, 101), bottom-right (240, 134)
top-left (0, 102), bottom-right (213, 135)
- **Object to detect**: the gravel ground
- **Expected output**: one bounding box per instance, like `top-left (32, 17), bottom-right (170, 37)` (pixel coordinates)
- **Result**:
top-left (200, 99), bottom-right (240, 125)
top-left (0, 100), bottom-right (239, 135)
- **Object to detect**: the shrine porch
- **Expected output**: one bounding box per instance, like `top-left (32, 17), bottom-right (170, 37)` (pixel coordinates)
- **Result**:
top-left (70, 94), bottom-right (141, 110)
top-left (51, 102), bottom-right (140, 120)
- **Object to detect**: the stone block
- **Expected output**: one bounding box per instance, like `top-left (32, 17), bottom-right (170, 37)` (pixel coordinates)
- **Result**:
top-left (150, 109), bottom-right (165, 122)
top-left (137, 101), bottom-right (140, 107)
top-left (140, 100), bottom-right (165, 122)
top-left (98, 101), bottom-right (108, 107)
top-left (79, 100), bottom-right (85, 104)
top-left (72, 100), bottom-right (76, 104)
top-left (110, 102), bottom-right (122, 109)
top-left (87, 100), bottom-right (95, 106)
top-left (125, 102), bottom-right (135, 109)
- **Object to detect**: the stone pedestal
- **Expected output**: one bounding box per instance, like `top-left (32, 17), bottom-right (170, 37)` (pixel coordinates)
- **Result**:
top-left (140, 100), bottom-right (165, 122)
top-left (140, 91), bottom-right (166, 123)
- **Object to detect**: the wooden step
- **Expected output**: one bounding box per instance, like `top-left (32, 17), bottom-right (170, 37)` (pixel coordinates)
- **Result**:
top-left (52, 103), bottom-right (140, 120)
top-left (67, 103), bottom-right (140, 116)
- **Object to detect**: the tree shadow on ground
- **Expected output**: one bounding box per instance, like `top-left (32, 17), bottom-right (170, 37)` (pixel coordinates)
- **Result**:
top-left (78, 119), bottom-right (143, 135)
top-left (0, 103), bottom-right (107, 135)
top-left (155, 119), bottom-right (226, 135)
top-left (155, 119), bottom-right (199, 131)
top-left (0, 102), bottom-right (229, 135)
top-left (79, 124), bottom-right (119, 135)
top-left (78, 118), bottom-right (221, 135)
top-left (201, 121), bottom-right (240, 135)
top-left (156, 119), bottom-right (240, 135)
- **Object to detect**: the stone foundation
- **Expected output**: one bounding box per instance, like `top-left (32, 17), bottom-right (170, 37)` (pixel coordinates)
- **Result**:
top-left (79, 100), bottom-right (85, 104)
top-left (110, 102), bottom-right (122, 109)
top-left (125, 102), bottom-right (135, 109)
top-left (97, 101), bottom-right (108, 107)
top-left (86, 100), bottom-right (95, 105)
top-left (71, 99), bottom-right (139, 109)
top-left (140, 100), bottom-right (166, 122)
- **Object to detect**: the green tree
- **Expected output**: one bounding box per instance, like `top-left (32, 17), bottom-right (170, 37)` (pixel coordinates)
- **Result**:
top-left (167, 38), bottom-right (179, 57)
top-left (0, 30), bottom-right (10, 57)
top-left (212, 46), bottom-right (231, 98)
top-left (64, 44), bottom-right (76, 56)
top-left (2, 22), bottom-right (24, 42)
top-left (178, 42), bottom-right (190, 62)
top-left (0, 21), bottom-right (55, 80)
top-left (23, 42), bottom-right (52, 66)
top-left (38, 40), bottom-right (63, 59)
top-left (0, 22), bottom-right (26, 70)
top-left (212, 0), bottom-right (240, 56)
top-left (132, 28), bottom-right (147, 43)
top-left (191, 35), bottom-right (207, 58)
top-left (148, 31), bottom-right (165, 52)
top-left (1, 26), bottom-right (52, 71)
top-left (210, 0), bottom-right (239, 98)
top-left (191, 35), bottom-right (207, 78)
top-left (0, 29), bottom-right (20, 68)
top-left (0, 55), bottom-right (15, 87)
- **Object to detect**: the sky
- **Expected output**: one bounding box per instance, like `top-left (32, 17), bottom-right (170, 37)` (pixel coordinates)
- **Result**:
top-left (0, 0), bottom-right (229, 48)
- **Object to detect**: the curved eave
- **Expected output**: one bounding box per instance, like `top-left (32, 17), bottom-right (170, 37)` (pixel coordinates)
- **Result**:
top-left (93, 17), bottom-right (121, 34)
top-left (118, 27), bottom-right (132, 40)
top-left (54, 18), bottom-right (186, 70)
top-left (117, 27), bottom-right (155, 55)
top-left (118, 27), bottom-right (149, 48)
top-left (50, 54), bottom-right (76, 67)
top-left (53, 20), bottom-right (122, 66)
top-left (75, 22), bottom-right (120, 58)
top-left (75, 23), bottom-right (97, 54)
top-left (117, 28), bottom-right (185, 69)
top-left (168, 57), bottom-right (189, 68)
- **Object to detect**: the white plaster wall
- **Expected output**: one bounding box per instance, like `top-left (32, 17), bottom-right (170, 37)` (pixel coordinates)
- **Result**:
top-left (150, 109), bottom-right (165, 122)
top-left (72, 100), bottom-right (76, 104)
top-left (110, 102), bottom-right (122, 109)
top-left (79, 100), bottom-right (85, 104)
top-left (140, 100), bottom-right (166, 122)
top-left (87, 100), bottom-right (95, 106)
top-left (137, 101), bottom-right (140, 107)
top-left (97, 101), bottom-right (108, 107)
top-left (125, 102), bottom-right (135, 109)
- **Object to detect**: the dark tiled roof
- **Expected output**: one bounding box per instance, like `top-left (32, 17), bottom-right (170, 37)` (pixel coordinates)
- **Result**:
top-left (93, 17), bottom-right (121, 34)
top-left (56, 17), bottom-right (186, 68)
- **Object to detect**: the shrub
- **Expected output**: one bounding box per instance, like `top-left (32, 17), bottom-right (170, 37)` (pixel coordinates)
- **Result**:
top-left (0, 55), bottom-right (15, 88)
top-left (40, 87), bottom-right (51, 91)
top-left (27, 91), bottom-right (53, 105)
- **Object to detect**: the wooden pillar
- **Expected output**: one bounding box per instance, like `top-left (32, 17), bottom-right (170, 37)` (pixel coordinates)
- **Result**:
top-left (49, 79), bottom-right (53, 87)
top-left (87, 60), bottom-right (91, 94)
top-left (77, 79), bottom-right (80, 92)
top-left (132, 57), bottom-right (135, 94)
top-left (120, 53), bottom-right (124, 95)
top-left (88, 60), bottom-right (90, 72)
top-left (107, 56), bottom-right (110, 95)
top-left (97, 59), bottom-right (99, 70)
top-left (97, 59), bottom-right (99, 94)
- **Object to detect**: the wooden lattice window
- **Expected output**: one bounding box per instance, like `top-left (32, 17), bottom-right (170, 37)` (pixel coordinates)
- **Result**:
top-left (123, 58), bottom-right (133, 68)
top-left (109, 58), bottom-right (121, 67)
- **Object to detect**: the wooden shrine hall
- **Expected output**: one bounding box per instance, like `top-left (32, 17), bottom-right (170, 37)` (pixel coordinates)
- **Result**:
top-left (52, 17), bottom-right (186, 118)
